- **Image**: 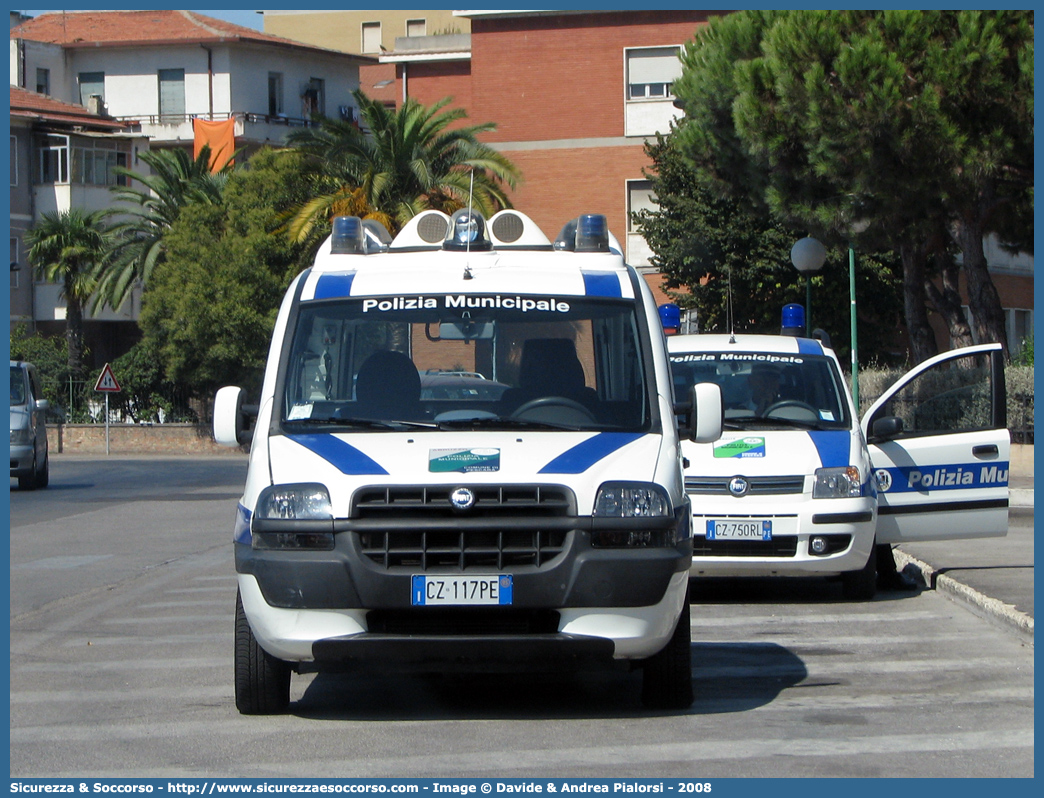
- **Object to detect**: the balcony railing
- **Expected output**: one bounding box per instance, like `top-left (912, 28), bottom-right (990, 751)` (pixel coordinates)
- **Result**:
top-left (114, 111), bottom-right (320, 130)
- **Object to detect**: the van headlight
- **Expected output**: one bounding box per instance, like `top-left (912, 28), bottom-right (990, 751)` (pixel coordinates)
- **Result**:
top-left (813, 466), bottom-right (862, 499)
top-left (10, 426), bottom-right (31, 445)
top-left (251, 483), bottom-right (334, 550)
top-left (593, 482), bottom-right (672, 517)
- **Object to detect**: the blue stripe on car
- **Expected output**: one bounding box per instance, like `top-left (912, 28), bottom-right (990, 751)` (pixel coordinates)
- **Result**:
top-left (797, 338), bottom-right (824, 355)
top-left (538, 432), bottom-right (643, 474)
top-left (582, 272), bottom-right (621, 298)
top-left (288, 433), bottom-right (389, 475)
top-left (313, 273), bottom-right (355, 300)
top-left (808, 430), bottom-right (851, 469)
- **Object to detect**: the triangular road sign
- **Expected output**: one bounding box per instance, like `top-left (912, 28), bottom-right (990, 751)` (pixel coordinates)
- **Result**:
top-left (94, 362), bottom-right (122, 393)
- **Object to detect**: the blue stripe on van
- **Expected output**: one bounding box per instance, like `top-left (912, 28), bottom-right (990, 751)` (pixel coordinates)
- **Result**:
top-left (808, 430), bottom-right (851, 469)
top-left (234, 503), bottom-right (251, 545)
top-left (313, 273), bottom-right (355, 300)
top-left (797, 338), bottom-right (824, 355)
top-left (582, 272), bottom-right (622, 298)
top-left (288, 433), bottom-right (389, 475)
top-left (538, 432), bottom-right (643, 474)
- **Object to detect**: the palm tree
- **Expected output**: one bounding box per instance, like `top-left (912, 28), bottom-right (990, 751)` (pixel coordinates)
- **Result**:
top-left (94, 146), bottom-right (231, 313)
top-left (25, 209), bottom-right (113, 383)
top-left (285, 90), bottom-right (521, 242)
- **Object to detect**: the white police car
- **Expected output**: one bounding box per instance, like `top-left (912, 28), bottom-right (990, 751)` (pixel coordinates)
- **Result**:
top-left (215, 209), bottom-right (723, 713)
top-left (668, 326), bottom-right (1009, 599)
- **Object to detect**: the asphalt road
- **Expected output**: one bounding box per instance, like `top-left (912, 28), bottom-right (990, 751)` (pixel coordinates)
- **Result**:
top-left (8, 456), bottom-right (1034, 778)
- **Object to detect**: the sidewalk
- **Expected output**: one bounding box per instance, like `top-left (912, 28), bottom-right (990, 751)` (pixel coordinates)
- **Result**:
top-left (894, 474), bottom-right (1034, 643)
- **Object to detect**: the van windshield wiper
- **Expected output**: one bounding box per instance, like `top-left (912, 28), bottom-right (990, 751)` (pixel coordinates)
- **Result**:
top-left (284, 417), bottom-right (437, 430)
top-left (725, 416), bottom-right (826, 431)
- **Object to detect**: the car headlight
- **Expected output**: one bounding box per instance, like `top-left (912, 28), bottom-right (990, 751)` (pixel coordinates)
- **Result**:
top-left (251, 483), bottom-right (334, 550)
top-left (10, 426), bottom-right (31, 445)
top-left (593, 482), bottom-right (672, 517)
top-left (813, 466), bottom-right (862, 499)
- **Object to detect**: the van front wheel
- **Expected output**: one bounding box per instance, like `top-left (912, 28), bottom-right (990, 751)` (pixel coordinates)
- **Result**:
top-left (235, 591), bottom-right (291, 714)
top-left (641, 592), bottom-right (694, 710)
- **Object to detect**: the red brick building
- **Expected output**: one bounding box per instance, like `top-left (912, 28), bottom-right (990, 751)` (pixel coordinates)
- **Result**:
top-left (378, 10), bottom-right (720, 308)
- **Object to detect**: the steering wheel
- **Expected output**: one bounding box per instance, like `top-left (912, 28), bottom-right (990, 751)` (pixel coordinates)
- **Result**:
top-left (762, 399), bottom-right (818, 420)
top-left (511, 396), bottom-right (597, 424)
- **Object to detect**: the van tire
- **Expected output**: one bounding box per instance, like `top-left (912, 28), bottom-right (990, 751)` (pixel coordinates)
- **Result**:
top-left (841, 543), bottom-right (877, 601)
top-left (235, 591), bottom-right (291, 714)
top-left (641, 590), bottom-right (694, 710)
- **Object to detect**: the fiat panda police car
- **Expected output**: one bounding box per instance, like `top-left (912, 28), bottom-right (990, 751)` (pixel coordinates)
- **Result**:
top-left (667, 321), bottom-right (1010, 599)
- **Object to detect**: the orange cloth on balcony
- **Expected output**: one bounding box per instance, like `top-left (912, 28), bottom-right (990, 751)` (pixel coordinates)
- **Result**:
top-left (192, 117), bottom-right (236, 171)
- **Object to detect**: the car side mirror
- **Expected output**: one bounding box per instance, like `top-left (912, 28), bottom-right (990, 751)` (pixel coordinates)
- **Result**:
top-left (675, 382), bottom-right (723, 443)
top-left (214, 386), bottom-right (257, 447)
top-left (871, 415), bottom-right (904, 441)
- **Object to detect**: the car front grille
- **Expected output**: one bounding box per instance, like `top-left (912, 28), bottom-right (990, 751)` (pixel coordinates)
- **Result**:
top-left (352, 485), bottom-right (574, 570)
top-left (685, 475), bottom-right (806, 495)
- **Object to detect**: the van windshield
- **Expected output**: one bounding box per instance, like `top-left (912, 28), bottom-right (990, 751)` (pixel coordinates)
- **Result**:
top-left (670, 351), bottom-right (849, 430)
top-left (281, 294), bottom-right (651, 432)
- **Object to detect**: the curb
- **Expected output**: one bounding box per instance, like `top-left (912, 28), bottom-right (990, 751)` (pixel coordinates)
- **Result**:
top-left (894, 549), bottom-right (1034, 643)
top-left (1009, 487), bottom-right (1034, 508)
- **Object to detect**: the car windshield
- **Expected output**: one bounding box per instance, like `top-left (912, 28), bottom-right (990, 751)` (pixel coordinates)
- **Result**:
top-left (281, 294), bottom-right (651, 432)
top-left (10, 366), bottom-right (27, 407)
top-left (670, 351), bottom-right (849, 430)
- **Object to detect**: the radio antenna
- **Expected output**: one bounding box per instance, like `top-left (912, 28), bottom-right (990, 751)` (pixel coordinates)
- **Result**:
top-left (726, 266), bottom-right (736, 344)
top-left (463, 169), bottom-right (475, 279)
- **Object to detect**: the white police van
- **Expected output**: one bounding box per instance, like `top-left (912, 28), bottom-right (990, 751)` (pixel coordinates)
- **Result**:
top-left (667, 319), bottom-right (1009, 599)
top-left (214, 209), bottom-right (722, 714)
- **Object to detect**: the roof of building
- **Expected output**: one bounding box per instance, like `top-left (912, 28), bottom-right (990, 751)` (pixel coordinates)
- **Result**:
top-left (10, 9), bottom-right (375, 61)
top-left (9, 85), bottom-right (130, 131)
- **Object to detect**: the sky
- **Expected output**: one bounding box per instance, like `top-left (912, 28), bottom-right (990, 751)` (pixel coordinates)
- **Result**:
top-left (17, 9), bottom-right (265, 30)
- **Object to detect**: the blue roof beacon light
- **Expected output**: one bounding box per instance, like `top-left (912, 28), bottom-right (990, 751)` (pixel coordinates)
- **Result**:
top-left (574, 213), bottom-right (610, 252)
top-left (781, 303), bottom-right (805, 336)
top-left (658, 303), bottom-right (681, 334)
top-left (330, 216), bottom-right (365, 255)
top-left (444, 208), bottom-right (492, 251)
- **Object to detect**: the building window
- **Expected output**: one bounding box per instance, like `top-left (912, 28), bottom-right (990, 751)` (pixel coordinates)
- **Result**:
top-left (627, 180), bottom-right (656, 232)
top-left (158, 68), bottom-right (186, 122)
top-left (268, 72), bottom-right (284, 117)
top-left (36, 134), bottom-right (69, 184)
top-left (10, 135), bottom-right (17, 187)
top-left (406, 18), bottom-right (426, 37)
top-left (35, 67), bottom-right (49, 95)
top-left (625, 47), bottom-right (682, 102)
top-left (302, 78), bottom-right (325, 118)
top-left (11, 238), bottom-right (19, 290)
top-left (78, 71), bottom-right (105, 106)
top-left (35, 133), bottom-right (129, 186)
top-left (361, 21), bottom-right (382, 53)
top-left (70, 138), bottom-right (130, 186)
top-left (1008, 308), bottom-right (1034, 356)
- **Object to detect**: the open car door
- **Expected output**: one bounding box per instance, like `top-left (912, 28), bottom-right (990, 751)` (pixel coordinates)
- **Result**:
top-left (862, 343), bottom-right (1009, 544)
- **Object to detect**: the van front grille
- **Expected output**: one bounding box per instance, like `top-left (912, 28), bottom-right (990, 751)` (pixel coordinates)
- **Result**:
top-left (685, 475), bottom-right (806, 495)
top-left (352, 485), bottom-right (575, 570)
top-left (692, 536), bottom-right (799, 557)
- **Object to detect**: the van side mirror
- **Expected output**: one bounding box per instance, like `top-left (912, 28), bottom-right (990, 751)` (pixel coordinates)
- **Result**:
top-left (675, 382), bottom-right (723, 443)
top-left (870, 415), bottom-right (904, 442)
top-left (214, 386), bottom-right (256, 447)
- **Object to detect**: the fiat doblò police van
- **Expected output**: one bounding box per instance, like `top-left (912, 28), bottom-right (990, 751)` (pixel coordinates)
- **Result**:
top-left (667, 330), bottom-right (1009, 600)
top-left (215, 210), bottom-right (722, 714)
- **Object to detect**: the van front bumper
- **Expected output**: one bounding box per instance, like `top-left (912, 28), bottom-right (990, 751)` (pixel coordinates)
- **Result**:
top-left (238, 570), bottom-right (690, 665)
top-left (10, 442), bottom-right (34, 477)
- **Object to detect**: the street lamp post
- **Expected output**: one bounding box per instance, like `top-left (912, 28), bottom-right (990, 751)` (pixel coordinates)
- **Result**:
top-left (846, 219), bottom-right (869, 416)
top-left (790, 237), bottom-right (827, 336)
